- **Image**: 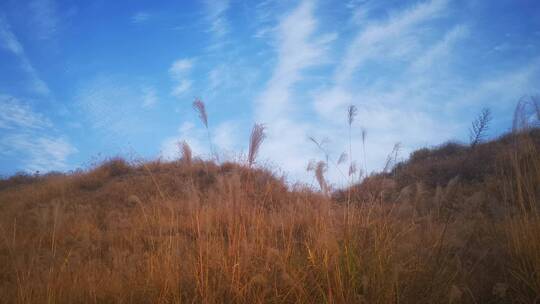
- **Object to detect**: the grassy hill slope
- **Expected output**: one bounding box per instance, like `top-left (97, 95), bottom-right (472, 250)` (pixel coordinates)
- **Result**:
top-left (0, 128), bottom-right (539, 303)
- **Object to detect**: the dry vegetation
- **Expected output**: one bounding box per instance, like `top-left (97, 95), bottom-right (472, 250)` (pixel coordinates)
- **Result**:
top-left (0, 99), bottom-right (539, 303)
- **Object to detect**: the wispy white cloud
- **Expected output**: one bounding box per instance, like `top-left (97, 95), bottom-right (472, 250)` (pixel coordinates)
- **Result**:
top-left (75, 76), bottom-right (158, 138)
top-left (0, 94), bottom-right (76, 172)
top-left (74, 76), bottom-right (172, 156)
top-left (205, 61), bottom-right (261, 100)
top-left (1, 134), bottom-right (76, 172)
top-left (169, 58), bottom-right (194, 97)
top-left (172, 81), bottom-right (192, 97)
top-left (159, 0), bottom-right (538, 186)
top-left (0, 95), bottom-right (52, 129)
top-left (335, 0), bottom-right (449, 85)
top-left (28, 0), bottom-right (59, 40)
top-left (213, 121), bottom-right (241, 159)
top-left (247, 0), bottom-right (473, 184)
top-left (203, 0), bottom-right (230, 37)
top-left (252, 0), bottom-right (280, 40)
top-left (451, 59), bottom-right (540, 113)
top-left (2, 0), bottom-right (537, 183)
top-left (76, 78), bottom-right (132, 133)
top-left (208, 64), bottom-right (227, 91)
top-left (409, 25), bottom-right (468, 73)
top-left (256, 0), bottom-right (333, 120)
top-left (141, 86), bottom-right (158, 108)
top-left (306, 0), bottom-right (540, 182)
top-left (255, 0), bottom-right (335, 182)
top-left (131, 12), bottom-right (151, 23)
top-left (0, 17), bottom-right (50, 95)
top-left (308, 1), bottom-right (464, 179)
top-left (170, 59), bottom-right (193, 75)
top-left (0, 21), bottom-right (23, 54)
top-left (315, 0), bottom-right (453, 122)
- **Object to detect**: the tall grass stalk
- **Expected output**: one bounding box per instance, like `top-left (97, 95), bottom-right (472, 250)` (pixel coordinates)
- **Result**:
top-left (502, 126), bottom-right (540, 302)
top-left (346, 105), bottom-right (357, 230)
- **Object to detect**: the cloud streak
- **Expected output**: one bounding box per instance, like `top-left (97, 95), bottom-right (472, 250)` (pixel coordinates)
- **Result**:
top-left (255, 0), bottom-right (336, 182)
top-left (256, 0), bottom-right (332, 120)
top-left (0, 95), bottom-right (52, 129)
top-left (0, 95), bottom-right (76, 172)
top-left (28, 0), bottom-right (59, 40)
top-left (141, 86), bottom-right (158, 108)
top-left (250, 0), bottom-right (538, 185)
top-left (204, 0), bottom-right (230, 38)
top-left (2, 0), bottom-right (538, 182)
top-left (132, 12), bottom-right (151, 23)
top-left (334, 0), bottom-right (449, 85)
top-left (1, 134), bottom-right (76, 172)
top-left (0, 17), bottom-right (50, 95)
top-left (169, 59), bottom-right (194, 97)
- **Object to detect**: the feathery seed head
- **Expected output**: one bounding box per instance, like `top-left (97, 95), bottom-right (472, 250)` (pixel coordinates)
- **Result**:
top-left (248, 123), bottom-right (266, 167)
top-left (178, 140), bottom-right (192, 164)
top-left (338, 152), bottom-right (348, 165)
top-left (348, 104), bottom-right (357, 126)
top-left (192, 98), bottom-right (208, 128)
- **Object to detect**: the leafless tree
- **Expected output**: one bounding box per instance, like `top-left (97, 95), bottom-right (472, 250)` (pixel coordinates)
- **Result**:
top-left (469, 108), bottom-right (492, 148)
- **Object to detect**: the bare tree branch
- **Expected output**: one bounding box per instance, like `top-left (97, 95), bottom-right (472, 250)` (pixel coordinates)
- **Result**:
top-left (469, 108), bottom-right (492, 148)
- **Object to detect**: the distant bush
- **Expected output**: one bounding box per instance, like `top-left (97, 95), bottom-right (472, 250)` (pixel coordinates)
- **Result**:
top-left (100, 157), bottom-right (132, 177)
top-left (0, 172), bottom-right (37, 190)
top-left (391, 137), bottom-right (509, 187)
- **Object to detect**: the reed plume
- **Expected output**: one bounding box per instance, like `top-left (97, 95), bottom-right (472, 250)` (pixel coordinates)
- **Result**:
top-left (192, 98), bottom-right (208, 128)
top-left (383, 142), bottom-right (401, 173)
top-left (348, 104), bottom-right (357, 127)
top-left (346, 105), bottom-right (357, 228)
top-left (347, 105), bottom-right (357, 176)
top-left (513, 95), bottom-right (540, 132)
top-left (308, 136), bottom-right (347, 180)
top-left (337, 152), bottom-right (347, 165)
top-left (192, 98), bottom-right (217, 161)
top-left (348, 161), bottom-right (357, 177)
top-left (362, 127), bottom-right (368, 175)
top-left (308, 160), bottom-right (328, 194)
top-left (315, 161), bottom-right (328, 194)
top-left (178, 140), bottom-right (192, 165)
top-left (248, 123), bottom-right (266, 167)
top-left (309, 136), bottom-right (330, 165)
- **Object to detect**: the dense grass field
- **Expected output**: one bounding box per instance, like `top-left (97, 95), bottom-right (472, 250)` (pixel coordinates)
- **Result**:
top-left (0, 102), bottom-right (539, 303)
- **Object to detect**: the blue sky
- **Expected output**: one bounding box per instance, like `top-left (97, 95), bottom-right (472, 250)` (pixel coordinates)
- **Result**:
top-left (1, 0), bottom-right (539, 185)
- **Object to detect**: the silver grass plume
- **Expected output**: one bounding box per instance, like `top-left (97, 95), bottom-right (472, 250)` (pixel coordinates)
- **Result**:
top-left (248, 123), bottom-right (266, 167)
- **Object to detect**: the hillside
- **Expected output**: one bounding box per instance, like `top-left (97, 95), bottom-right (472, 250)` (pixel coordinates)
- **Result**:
top-left (0, 128), bottom-right (539, 303)
top-left (339, 128), bottom-right (540, 210)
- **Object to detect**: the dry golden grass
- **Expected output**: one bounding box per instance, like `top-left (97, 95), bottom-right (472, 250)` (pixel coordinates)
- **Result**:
top-left (0, 124), bottom-right (539, 302)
